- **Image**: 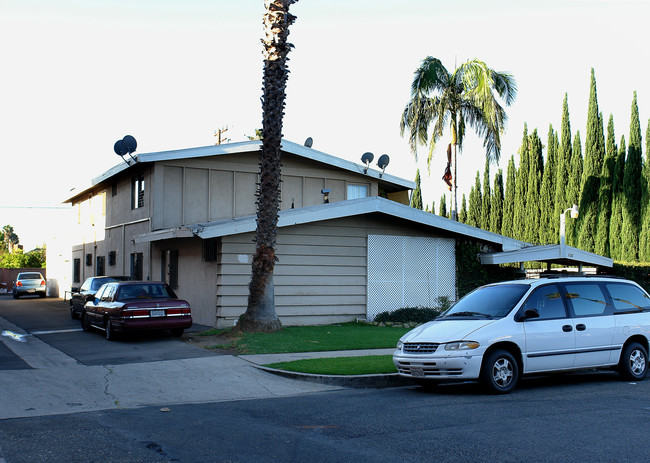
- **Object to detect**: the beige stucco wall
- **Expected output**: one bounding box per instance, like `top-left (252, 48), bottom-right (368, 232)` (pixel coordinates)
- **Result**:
top-left (151, 238), bottom-right (218, 327)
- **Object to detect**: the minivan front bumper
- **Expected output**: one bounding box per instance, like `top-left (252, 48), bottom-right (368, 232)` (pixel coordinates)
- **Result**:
top-left (393, 351), bottom-right (483, 380)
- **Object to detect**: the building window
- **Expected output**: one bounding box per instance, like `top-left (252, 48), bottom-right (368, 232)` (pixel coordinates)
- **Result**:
top-left (347, 184), bottom-right (368, 199)
top-left (161, 249), bottom-right (178, 289)
top-left (73, 258), bottom-right (81, 283)
top-left (96, 256), bottom-right (105, 276)
top-left (130, 252), bottom-right (143, 280)
top-left (108, 251), bottom-right (117, 266)
top-left (85, 253), bottom-right (92, 266)
top-left (202, 240), bottom-right (219, 262)
top-left (131, 174), bottom-right (145, 209)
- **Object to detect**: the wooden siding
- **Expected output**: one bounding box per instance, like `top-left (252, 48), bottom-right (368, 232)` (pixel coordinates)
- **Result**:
top-left (215, 214), bottom-right (448, 327)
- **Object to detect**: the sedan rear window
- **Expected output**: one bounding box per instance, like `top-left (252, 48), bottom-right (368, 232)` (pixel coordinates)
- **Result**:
top-left (116, 284), bottom-right (176, 301)
top-left (442, 284), bottom-right (530, 319)
top-left (19, 273), bottom-right (43, 280)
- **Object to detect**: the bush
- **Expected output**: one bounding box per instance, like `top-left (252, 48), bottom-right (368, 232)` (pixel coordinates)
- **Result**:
top-left (374, 297), bottom-right (452, 324)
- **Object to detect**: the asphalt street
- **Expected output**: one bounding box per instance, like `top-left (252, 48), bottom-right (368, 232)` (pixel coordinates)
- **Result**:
top-left (2, 296), bottom-right (650, 462)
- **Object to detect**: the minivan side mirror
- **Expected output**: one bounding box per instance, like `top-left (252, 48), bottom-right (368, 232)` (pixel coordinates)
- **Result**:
top-left (522, 308), bottom-right (540, 320)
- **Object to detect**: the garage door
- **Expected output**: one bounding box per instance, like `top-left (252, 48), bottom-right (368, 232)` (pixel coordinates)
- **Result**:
top-left (367, 235), bottom-right (455, 321)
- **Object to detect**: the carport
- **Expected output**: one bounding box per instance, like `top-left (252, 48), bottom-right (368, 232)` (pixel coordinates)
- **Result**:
top-left (479, 243), bottom-right (613, 272)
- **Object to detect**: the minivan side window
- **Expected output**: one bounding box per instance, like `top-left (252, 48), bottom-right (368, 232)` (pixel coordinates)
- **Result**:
top-left (605, 282), bottom-right (650, 313)
top-left (563, 283), bottom-right (608, 316)
top-left (523, 284), bottom-right (567, 320)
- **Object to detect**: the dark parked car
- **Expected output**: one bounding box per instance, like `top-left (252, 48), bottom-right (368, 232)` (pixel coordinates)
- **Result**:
top-left (70, 276), bottom-right (131, 319)
top-left (13, 272), bottom-right (46, 299)
top-left (80, 281), bottom-right (192, 340)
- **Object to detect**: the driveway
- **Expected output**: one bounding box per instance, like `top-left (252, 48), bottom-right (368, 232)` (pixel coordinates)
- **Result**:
top-left (0, 296), bottom-right (341, 420)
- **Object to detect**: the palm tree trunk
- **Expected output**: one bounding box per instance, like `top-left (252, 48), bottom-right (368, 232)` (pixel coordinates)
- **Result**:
top-left (452, 143), bottom-right (458, 221)
top-left (238, 0), bottom-right (298, 333)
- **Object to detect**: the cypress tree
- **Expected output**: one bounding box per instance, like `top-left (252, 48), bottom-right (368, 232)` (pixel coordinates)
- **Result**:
top-left (502, 156), bottom-right (516, 238)
top-left (468, 172), bottom-right (482, 228)
top-left (567, 131), bottom-right (583, 247)
top-left (610, 135), bottom-right (626, 260)
top-left (525, 129), bottom-right (543, 244)
top-left (491, 169), bottom-right (504, 234)
top-left (459, 194), bottom-right (467, 224)
top-left (513, 124), bottom-right (529, 240)
top-left (481, 159), bottom-right (491, 230)
top-left (639, 119), bottom-right (650, 261)
top-left (554, 94), bottom-right (573, 236)
top-left (578, 69), bottom-right (605, 253)
top-left (540, 125), bottom-right (558, 243)
top-left (622, 92), bottom-right (642, 261)
top-left (410, 169), bottom-right (423, 210)
top-left (595, 114), bottom-right (617, 256)
top-left (440, 194), bottom-right (448, 218)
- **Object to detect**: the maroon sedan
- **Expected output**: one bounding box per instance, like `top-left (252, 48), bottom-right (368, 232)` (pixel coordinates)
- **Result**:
top-left (81, 281), bottom-right (192, 340)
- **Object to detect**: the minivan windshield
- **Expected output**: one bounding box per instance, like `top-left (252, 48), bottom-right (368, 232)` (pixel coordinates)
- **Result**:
top-left (441, 284), bottom-right (530, 319)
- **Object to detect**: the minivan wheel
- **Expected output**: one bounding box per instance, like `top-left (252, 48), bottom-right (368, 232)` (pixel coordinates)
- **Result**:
top-left (480, 349), bottom-right (519, 394)
top-left (619, 342), bottom-right (648, 381)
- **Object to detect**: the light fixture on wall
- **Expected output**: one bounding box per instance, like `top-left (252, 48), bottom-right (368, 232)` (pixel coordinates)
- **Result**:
top-left (304, 137), bottom-right (313, 148)
top-left (377, 154), bottom-right (390, 178)
top-left (321, 188), bottom-right (331, 204)
top-left (361, 152), bottom-right (374, 174)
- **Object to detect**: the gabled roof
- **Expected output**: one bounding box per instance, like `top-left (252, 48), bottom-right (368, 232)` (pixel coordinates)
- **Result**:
top-left (66, 139), bottom-right (414, 202)
top-left (134, 196), bottom-right (526, 252)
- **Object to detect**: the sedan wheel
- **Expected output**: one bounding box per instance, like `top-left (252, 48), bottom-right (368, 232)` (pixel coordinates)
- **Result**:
top-left (105, 318), bottom-right (116, 341)
top-left (81, 313), bottom-right (91, 332)
top-left (619, 342), bottom-right (648, 380)
top-left (480, 349), bottom-right (519, 394)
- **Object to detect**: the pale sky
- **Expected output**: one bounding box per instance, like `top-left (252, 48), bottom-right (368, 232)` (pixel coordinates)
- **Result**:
top-left (1, 0), bottom-right (649, 249)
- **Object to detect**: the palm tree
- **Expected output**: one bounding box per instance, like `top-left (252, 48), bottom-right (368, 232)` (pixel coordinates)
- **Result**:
top-left (238, 0), bottom-right (298, 333)
top-left (400, 57), bottom-right (517, 220)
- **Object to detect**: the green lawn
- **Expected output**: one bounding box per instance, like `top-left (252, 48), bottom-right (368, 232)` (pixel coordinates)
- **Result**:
top-left (264, 355), bottom-right (397, 375)
top-left (200, 322), bottom-right (410, 354)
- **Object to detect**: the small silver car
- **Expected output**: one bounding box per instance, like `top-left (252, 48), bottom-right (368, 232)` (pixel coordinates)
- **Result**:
top-left (13, 272), bottom-right (46, 299)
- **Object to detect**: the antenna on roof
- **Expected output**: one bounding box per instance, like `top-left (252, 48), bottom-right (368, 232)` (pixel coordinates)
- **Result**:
top-left (377, 154), bottom-right (390, 178)
top-left (361, 152), bottom-right (374, 174)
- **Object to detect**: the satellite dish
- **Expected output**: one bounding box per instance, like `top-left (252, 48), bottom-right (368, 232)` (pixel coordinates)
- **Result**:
top-left (114, 139), bottom-right (126, 156)
top-left (304, 137), bottom-right (313, 148)
top-left (122, 135), bottom-right (137, 154)
top-left (377, 154), bottom-right (390, 177)
top-left (361, 152), bottom-right (374, 173)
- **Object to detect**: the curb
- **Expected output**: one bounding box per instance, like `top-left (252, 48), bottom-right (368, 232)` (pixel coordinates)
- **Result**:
top-left (253, 365), bottom-right (413, 388)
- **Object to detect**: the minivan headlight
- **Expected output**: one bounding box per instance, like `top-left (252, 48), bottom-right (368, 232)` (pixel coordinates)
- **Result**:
top-left (444, 341), bottom-right (480, 351)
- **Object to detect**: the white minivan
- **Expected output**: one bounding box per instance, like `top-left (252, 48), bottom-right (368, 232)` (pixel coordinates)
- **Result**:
top-left (393, 276), bottom-right (650, 393)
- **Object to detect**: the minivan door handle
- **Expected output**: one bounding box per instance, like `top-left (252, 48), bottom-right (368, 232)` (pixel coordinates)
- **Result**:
top-left (562, 325), bottom-right (573, 332)
top-left (576, 324), bottom-right (586, 331)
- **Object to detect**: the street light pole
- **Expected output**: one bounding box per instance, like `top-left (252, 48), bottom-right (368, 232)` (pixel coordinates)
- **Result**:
top-left (560, 204), bottom-right (579, 251)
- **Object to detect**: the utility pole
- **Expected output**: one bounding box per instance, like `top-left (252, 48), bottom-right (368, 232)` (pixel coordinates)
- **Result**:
top-left (214, 126), bottom-right (229, 145)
